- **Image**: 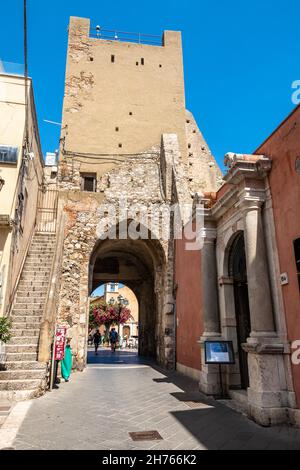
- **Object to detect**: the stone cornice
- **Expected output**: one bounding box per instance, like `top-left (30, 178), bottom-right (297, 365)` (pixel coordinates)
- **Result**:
top-left (235, 187), bottom-right (267, 212)
top-left (223, 153), bottom-right (272, 185)
top-left (242, 341), bottom-right (284, 355)
top-left (201, 226), bottom-right (217, 241)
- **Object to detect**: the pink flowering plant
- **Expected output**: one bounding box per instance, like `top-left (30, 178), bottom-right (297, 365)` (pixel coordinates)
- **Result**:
top-left (90, 300), bottom-right (133, 342)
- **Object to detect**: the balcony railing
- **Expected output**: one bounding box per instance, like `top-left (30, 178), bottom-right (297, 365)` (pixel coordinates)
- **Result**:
top-left (90, 28), bottom-right (163, 46)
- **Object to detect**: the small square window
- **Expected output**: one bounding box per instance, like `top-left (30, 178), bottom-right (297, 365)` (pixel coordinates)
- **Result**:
top-left (81, 173), bottom-right (97, 192)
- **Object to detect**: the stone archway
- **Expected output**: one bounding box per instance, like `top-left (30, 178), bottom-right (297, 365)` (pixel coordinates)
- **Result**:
top-left (56, 218), bottom-right (174, 370)
top-left (88, 236), bottom-right (166, 362)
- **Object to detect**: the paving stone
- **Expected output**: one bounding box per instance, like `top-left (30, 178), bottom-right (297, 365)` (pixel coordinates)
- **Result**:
top-left (10, 350), bottom-right (300, 450)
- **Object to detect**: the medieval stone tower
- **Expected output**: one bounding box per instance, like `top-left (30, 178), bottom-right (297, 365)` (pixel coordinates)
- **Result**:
top-left (38, 16), bottom-right (222, 372)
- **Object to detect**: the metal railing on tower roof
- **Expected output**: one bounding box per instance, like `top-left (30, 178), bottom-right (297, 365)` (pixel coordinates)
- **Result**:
top-left (90, 27), bottom-right (163, 46)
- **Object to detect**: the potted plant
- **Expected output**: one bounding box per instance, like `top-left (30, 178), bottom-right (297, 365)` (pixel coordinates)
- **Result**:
top-left (0, 316), bottom-right (12, 367)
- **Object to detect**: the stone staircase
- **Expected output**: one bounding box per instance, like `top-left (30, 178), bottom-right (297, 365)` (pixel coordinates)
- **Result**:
top-left (0, 233), bottom-right (56, 401)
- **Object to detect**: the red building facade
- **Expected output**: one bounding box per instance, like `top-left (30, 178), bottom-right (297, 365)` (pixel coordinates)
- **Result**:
top-left (175, 105), bottom-right (300, 426)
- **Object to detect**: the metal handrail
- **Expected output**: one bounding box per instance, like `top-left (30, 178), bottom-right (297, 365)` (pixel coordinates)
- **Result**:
top-left (90, 28), bottom-right (162, 46)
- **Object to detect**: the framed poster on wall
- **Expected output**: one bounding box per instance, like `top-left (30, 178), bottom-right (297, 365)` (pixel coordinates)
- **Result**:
top-left (205, 340), bottom-right (235, 365)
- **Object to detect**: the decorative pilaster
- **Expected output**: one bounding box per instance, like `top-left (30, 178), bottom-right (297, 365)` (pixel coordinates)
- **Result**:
top-left (241, 198), bottom-right (275, 338)
top-left (201, 226), bottom-right (221, 338)
top-left (239, 194), bottom-right (290, 425)
top-left (199, 220), bottom-right (222, 395)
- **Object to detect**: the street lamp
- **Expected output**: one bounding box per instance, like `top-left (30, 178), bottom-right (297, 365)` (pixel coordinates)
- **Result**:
top-left (116, 295), bottom-right (129, 337)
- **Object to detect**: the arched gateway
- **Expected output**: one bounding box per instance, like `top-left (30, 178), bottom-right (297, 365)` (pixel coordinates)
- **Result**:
top-left (89, 232), bottom-right (167, 364)
top-left (34, 16), bottom-right (220, 386)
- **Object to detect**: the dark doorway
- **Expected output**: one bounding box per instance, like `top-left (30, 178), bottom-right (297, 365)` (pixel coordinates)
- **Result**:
top-left (229, 232), bottom-right (251, 389)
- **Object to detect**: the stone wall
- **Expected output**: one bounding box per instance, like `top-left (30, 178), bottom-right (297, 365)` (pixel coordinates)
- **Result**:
top-left (49, 16), bottom-right (224, 372)
top-left (55, 135), bottom-right (189, 369)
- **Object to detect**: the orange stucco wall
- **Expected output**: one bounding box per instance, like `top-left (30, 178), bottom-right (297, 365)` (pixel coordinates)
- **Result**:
top-left (175, 235), bottom-right (203, 372)
top-left (256, 105), bottom-right (300, 406)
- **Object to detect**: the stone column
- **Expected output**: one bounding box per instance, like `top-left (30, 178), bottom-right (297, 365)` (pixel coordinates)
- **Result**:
top-left (242, 199), bottom-right (275, 337)
top-left (199, 225), bottom-right (222, 395)
top-left (201, 227), bottom-right (221, 338)
top-left (240, 198), bottom-right (289, 426)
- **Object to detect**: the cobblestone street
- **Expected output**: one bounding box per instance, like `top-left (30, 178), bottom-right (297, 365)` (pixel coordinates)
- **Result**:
top-left (7, 350), bottom-right (300, 450)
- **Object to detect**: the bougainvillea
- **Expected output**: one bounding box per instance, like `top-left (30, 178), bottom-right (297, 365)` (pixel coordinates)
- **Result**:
top-left (90, 301), bottom-right (133, 328)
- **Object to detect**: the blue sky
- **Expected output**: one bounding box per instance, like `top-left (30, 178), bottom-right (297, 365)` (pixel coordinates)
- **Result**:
top-left (1, 0), bottom-right (299, 170)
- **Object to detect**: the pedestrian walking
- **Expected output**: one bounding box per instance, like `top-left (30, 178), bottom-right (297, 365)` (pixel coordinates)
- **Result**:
top-left (93, 330), bottom-right (102, 355)
top-left (109, 328), bottom-right (119, 352)
top-left (61, 338), bottom-right (72, 382)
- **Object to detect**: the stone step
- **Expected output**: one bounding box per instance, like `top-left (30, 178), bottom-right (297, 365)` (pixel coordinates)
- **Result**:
top-left (33, 235), bottom-right (55, 240)
top-left (0, 369), bottom-right (45, 380)
top-left (16, 298), bottom-right (46, 305)
top-left (18, 281), bottom-right (49, 288)
top-left (32, 242), bottom-right (55, 246)
top-left (11, 329), bottom-right (40, 337)
top-left (9, 337), bottom-right (39, 346)
top-left (15, 296), bottom-right (46, 304)
top-left (13, 303), bottom-right (44, 308)
top-left (33, 233), bottom-right (55, 237)
top-left (29, 249), bottom-right (54, 254)
top-left (16, 295), bottom-right (47, 301)
top-left (5, 345), bottom-right (38, 353)
top-left (11, 316), bottom-right (42, 323)
top-left (3, 361), bottom-right (46, 371)
top-left (12, 323), bottom-right (41, 331)
top-left (0, 379), bottom-right (42, 391)
top-left (23, 264), bottom-right (51, 269)
top-left (13, 307), bottom-right (44, 314)
top-left (17, 284), bottom-right (48, 297)
top-left (5, 353), bottom-right (38, 362)
top-left (23, 261), bottom-right (52, 267)
top-left (0, 389), bottom-right (43, 402)
top-left (26, 256), bottom-right (54, 262)
top-left (25, 260), bottom-right (52, 266)
top-left (28, 251), bottom-right (54, 256)
top-left (22, 268), bottom-right (51, 274)
top-left (21, 271), bottom-right (50, 285)
top-left (30, 244), bottom-right (55, 249)
top-left (17, 288), bottom-right (47, 294)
